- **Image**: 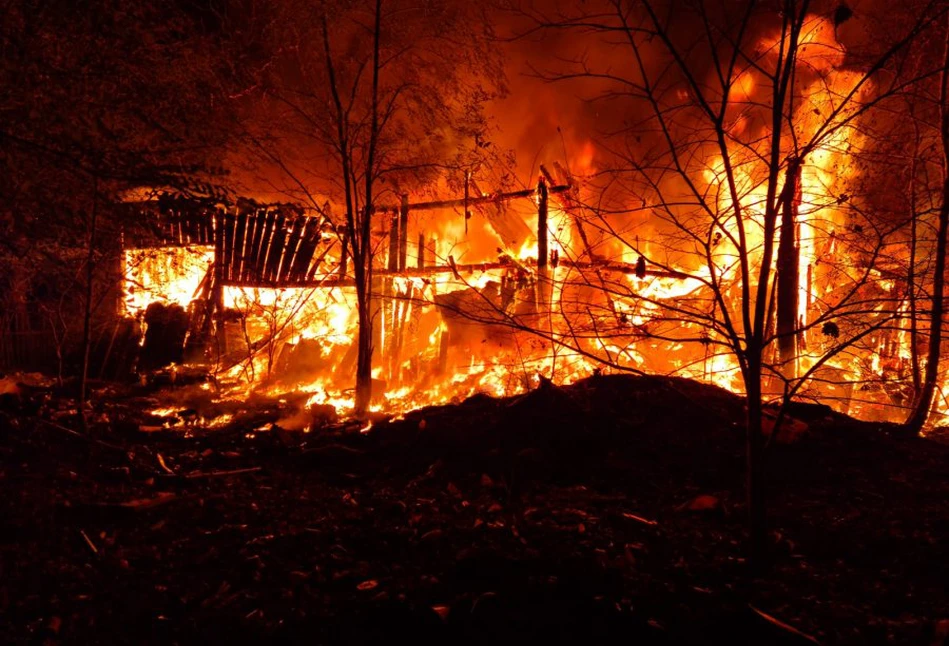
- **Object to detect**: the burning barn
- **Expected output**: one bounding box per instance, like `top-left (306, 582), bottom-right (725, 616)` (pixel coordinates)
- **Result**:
top-left (0, 0), bottom-right (935, 428)
top-left (113, 141), bottom-right (920, 426)
top-left (117, 168), bottom-right (683, 417)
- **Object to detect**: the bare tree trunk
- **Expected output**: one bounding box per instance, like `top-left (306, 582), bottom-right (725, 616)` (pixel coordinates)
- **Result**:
top-left (907, 191), bottom-right (949, 433)
top-left (353, 0), bottom-right (383, 417)
top-left (744, 348), bottom-right (768, 567)
top-left (354, 253), bottom-right (373, 415)
top-left (905, 18), bottom-right (949, 435)
top-left (79, 175), bottom-right (99, 428)
top-left (320, 4), bottom-right (379, 418)
top-left (908, 108), bottom-right (923, 396)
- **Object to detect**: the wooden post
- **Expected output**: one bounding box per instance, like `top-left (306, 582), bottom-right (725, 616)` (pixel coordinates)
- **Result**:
top-left (222, 211), bottom-right (236, 283)
top-left (418, 233), bottom-right (425, 269)
top-left (212, 209), bottom-right (227, 356)
top-left (234, 210), bottom-right (247, 281)
top-left (371, 274), bottom-right (384, 382)
top-left (387, 213), bottom-right (400, 272)
top-left (399, 194), bottom-right (409, 271)
top-left (382, 210), bottom-right (400, 382)
top-left (338, 233), bottom-right (348, 281)
top-left (536, 177), bottom-right (550, 310)
top-left (383, 212), bottom-right (398, 377)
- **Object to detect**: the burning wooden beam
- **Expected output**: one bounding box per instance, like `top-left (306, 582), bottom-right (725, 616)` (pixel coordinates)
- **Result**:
top-left (374, 184), bottom-right (572, 214)
top-left (536, 176), bottom-right (550, 310)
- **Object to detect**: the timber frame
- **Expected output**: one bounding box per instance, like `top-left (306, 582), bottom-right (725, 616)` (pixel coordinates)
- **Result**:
top-left (127, 173), bottom-right (682, 293)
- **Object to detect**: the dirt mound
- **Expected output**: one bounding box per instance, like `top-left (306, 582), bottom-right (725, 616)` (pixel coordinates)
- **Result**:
top-left (2, 373), bottom-right (949, 644)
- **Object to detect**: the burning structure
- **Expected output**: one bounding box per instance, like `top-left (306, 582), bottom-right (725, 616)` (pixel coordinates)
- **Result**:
top-left (7, 1), bottom-right (949, 643)
top-left (121, 170), bottom-right (657, 417)
top-left (3, 2), bottom-right (948, 434)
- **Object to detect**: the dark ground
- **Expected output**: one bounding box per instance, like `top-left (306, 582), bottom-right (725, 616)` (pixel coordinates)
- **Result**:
top-left (1, 374), bottom-right (948, 644)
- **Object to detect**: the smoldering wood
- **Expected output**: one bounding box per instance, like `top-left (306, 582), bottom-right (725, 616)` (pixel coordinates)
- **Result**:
top-left (380, 275), bottom-right (394, 380)
top-left (448, 255), bottom-right (461, 280)
top-left (275, 212), bottom-right (293, 280)
top-left (304, 240), bottom-right (338, 286)
top-left (212, 214), bottom-right (227, 356)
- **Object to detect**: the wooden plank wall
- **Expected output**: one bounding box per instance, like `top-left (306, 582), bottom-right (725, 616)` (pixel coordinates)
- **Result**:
top-left (135, 202), bottom-right (332, 288)
top-left (214, 208), bottom-right (330, 287)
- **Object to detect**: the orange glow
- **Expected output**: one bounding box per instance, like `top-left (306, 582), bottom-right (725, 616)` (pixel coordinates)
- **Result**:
top-left (121, 14), bottom-right (933, 429)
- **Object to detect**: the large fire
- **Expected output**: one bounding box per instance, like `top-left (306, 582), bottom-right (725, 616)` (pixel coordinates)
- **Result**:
top-left (122, 14), bottom-right (944, 430)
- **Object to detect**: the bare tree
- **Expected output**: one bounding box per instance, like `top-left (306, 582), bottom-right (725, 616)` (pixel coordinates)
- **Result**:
top-left (513, 0), bottom-right (944, 562)
top-left (242, 0), bottom-right (507, 415)
top-left (906, 12), bottom-right (949, 434)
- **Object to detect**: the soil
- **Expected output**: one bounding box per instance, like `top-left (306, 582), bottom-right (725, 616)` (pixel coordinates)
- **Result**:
top-left (1, 374), bottom-right (948, 644)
